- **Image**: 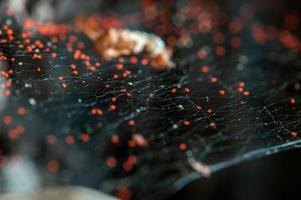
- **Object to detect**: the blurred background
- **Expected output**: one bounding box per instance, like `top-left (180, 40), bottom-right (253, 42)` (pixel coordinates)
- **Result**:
top-left (0, 0), bottom-right (301, 200)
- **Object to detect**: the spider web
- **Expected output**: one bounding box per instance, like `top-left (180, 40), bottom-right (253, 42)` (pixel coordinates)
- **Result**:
top-left (0, 0), bottom-right (301, 199)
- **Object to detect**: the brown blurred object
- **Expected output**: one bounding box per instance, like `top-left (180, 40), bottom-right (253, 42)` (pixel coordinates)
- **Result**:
top-left (77, 16), bottom-right (175, 70)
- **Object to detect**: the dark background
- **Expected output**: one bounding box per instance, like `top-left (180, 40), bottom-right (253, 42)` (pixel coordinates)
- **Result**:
top-left (170, 147), bottom-right (301, 200)
top-left (171, 0), bottom-right (301, 199)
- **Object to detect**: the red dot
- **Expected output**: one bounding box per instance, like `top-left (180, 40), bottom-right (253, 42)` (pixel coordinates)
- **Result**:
top-left (62, 83), bottom-right (68, 88)
top-left (170, 88), bottom-right (177, 94)
top-left (201, 66), bottom-right (210, 73)
top-left (179, 143), bottom-right (187, 151)
top-left (17, 107), bottom-right (26, 116)
top-left (184, 87), bottom-right (190, 93)
top-left (128, 120), bottom-right (135, 126)
top-left (210, 77), bottom-right (218, 83)
top-left (123, 161), bottom-right (133, 172)
top-left (65, 135), bottom-right (74, 144)
top-left (230, 36), bottom-right (241, 48)
top-left (80, 133), bottom-right (90, 142)
top-left (183, 120), bottom-right (190, 126)
top-left (116, 63), bottom-right (123, 70)
top-left (47, 135), bottom-right (57, 144)
top-left (106, 156), bottom-right (117, 168)
top-left (290, 132), bottom-right (298, 138)
top-left (243, 91), bottom-right (250, 96)
top-left (128, 139), bottom-right (136, 148)
top-left (197, 49), bottom-right (208, 60)
top-left (111, 134), bottom-right (120, 144)
top-left (237, 87), bottom-right (244, 93)
top-left (290, 98), bottom-right (296, 104)
top-left (219, 90), bottom-right (225, 96)
top-left (209, 122), bottom-right (216, 128)
top-left (109, 105), bottom-right (117, 111)
top-left (115, 186), bottom-right (131, 200)
top-left (215, 46), bottom-right (226, 56)
top-left (3, 115), bottom-right (12, 125)
top-left (47, 160), bottom-right (60, 172)
top-left (130, 56), bottom-right (138, 64)
top-left (238, 82), bottom-right (245, 87)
